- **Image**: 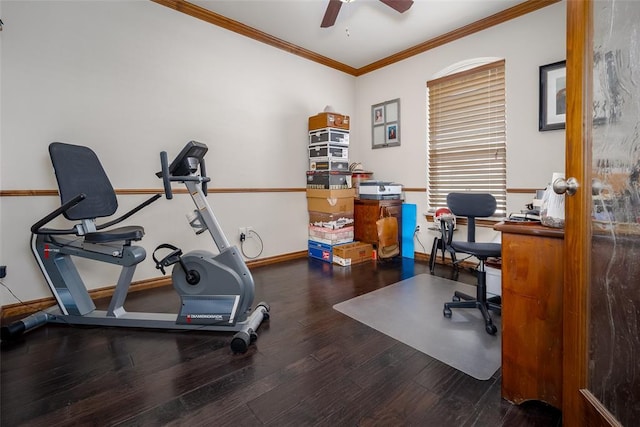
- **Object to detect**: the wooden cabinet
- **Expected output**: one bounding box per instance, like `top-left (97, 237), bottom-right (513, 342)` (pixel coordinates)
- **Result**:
top-left (494, 222), bottom-right (564, 409)
top-left (354, 199), bottom-right (402, 254)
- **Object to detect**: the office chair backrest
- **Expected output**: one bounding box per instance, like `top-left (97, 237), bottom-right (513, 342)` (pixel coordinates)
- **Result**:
top-left (49, 142), bottom-right (118, 221)
top-left (446, 193), bottom-right (497, 242)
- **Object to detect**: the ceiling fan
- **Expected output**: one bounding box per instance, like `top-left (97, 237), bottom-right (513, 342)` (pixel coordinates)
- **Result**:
top-left (321, 0), bottom-right (414, 28)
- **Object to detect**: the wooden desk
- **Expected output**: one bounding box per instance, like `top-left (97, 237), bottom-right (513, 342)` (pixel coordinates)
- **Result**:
top-left (494, 222), bottom-right (564, 409)
top-left (354, 199), bottom-right (402, 254)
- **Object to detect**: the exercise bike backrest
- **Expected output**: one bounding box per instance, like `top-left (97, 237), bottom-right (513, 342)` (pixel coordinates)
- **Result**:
top-left (31, 142), bottom-right (160, 242)
top-left (50, 142), bottom-right (119, 221)
top-left (157, 140), bottom-right (210, 200)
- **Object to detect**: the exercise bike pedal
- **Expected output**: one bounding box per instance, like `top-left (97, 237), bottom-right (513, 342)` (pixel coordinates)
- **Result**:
top-left (152, 243), bottom-right (184, 275)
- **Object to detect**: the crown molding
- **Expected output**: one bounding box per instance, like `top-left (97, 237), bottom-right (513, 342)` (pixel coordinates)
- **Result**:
top-left (152, 0), bottom-right (561, 76)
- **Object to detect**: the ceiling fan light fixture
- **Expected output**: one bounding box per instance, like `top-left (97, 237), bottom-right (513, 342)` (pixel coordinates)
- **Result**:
top-left (322, 0), bottom-right (412, 28)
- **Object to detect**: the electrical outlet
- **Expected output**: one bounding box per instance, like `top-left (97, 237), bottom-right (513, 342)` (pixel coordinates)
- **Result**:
top-left (415, 225), bottom-right (421, 233)
top-left (246, 226), bottom-right (254, 238)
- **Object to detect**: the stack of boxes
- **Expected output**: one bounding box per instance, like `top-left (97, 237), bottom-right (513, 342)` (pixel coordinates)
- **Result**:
top-left (307, 112), bottom-right (351, 187)
top-left (306, 112), bottom-right (373, 265)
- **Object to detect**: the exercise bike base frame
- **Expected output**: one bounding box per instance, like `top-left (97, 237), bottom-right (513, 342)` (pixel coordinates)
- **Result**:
top-left (4, 303), bottom-right (269, 354)
top-left (43, 303), bottom-right (269, 332)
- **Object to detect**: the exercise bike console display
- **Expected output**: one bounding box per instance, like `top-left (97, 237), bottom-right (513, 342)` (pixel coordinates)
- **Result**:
top-left (167, 140), bottom-right (207, 176)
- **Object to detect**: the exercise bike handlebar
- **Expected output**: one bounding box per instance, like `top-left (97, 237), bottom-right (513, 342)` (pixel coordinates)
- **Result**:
top-left (160, 151), bottom-right (173, 200)
top-left (200, 158), bottom-right (208, 197)
top-left (158, 149), bottom-right (210, 200)
top-left (96, 193), bottom-right (162, 230)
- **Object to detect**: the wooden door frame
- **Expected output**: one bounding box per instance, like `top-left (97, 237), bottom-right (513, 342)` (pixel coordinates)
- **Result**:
top-left (563, 1), bottom-right (621, 425)
top-left (563, 0), bottom-right (591, 424)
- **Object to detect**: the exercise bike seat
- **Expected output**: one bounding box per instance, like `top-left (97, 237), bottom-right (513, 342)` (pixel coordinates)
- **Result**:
top-left (40, 142), bottom-right (156, 246)
top-left (84, 225), bottom-right (145, 244)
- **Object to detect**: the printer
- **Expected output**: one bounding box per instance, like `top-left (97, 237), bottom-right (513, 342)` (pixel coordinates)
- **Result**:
top-left (358, 181), bottom-right (403, 200)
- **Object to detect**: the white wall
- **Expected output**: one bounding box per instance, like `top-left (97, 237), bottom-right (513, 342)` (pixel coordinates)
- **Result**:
top-left (0, 0), bottom-right (354, 303)
top-left (352, 2), bottom-right (566, 246)
top-left (0, 1), bottom-right (566, 304)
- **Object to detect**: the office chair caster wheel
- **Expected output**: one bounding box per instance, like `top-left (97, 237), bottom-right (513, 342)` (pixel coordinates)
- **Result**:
top-left (485, 323), bottom-right (497, 335)
top-left (443, 307), bottom-right (452, 318)
top-left (452, 295), bottom-right (461, 302)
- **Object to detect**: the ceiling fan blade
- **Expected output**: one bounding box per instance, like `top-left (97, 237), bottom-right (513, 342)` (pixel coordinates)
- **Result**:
top-left (379, 0), bottom-right (414, 14)
top-left (321, 0), bottom-right (343, 28)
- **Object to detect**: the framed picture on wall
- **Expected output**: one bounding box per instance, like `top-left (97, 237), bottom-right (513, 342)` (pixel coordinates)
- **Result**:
top-left (386, 124), bottom-right (398, 143)
top-left (539, 60), bottom-right (566, 131)
top-left (372, 98), bottom-right (400, 148)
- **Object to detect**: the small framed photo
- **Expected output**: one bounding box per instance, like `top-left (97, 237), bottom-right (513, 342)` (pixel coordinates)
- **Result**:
top-left (373, 106), bottom-right (384, 124)
top-left (386, 124), bottom-right (398, 143)
top-left (371, 98), bottom-right (400, 148)
top-left (539, 60), bottom-right (566, 131)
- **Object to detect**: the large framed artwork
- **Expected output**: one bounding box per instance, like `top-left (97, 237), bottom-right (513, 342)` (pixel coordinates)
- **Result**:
top-left (539, 60), bottom-right (566, 131)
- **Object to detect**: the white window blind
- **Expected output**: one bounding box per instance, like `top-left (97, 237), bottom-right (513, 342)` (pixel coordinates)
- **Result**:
top-left (427, 59), bottom-right (506, 216)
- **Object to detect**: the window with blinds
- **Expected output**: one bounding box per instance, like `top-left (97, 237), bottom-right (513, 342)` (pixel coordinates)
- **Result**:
top-left (427, 59), bottom-right (506, 216)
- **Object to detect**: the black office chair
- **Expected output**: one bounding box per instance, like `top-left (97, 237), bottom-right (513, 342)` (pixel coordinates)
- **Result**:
top-left (443, 192), bottom-right (501, 335)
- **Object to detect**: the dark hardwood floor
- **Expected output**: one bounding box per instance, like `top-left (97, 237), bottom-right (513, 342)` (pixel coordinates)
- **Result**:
top-left (1, 257), bottom-right (561, 426)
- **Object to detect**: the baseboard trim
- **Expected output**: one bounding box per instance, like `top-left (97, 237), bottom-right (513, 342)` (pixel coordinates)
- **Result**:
top-left (414, 252), bottom-right (429, 262)
top-left (1, 250), bottom-right (309, 321)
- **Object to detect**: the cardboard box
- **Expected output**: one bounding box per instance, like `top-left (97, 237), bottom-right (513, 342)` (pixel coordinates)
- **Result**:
top-left (308, 210), bottom-right (354, 229)
top-left (306, 188), bottom-right (355, 213)
top-left (308, 144), bottom-right (349, 159)
top-left (308, 113), bottom-right (350, 131)
top-left (333, 242), bottom-right (374, 266)
top-left (309, 128), bottom-right (350, 145)
top-left (309, 159), bottom-right (349, 172)
top-left (308, 225), bottom-right (354, 245)
top-left (308, 240), bottom-right (333, 263)
top-left (306, 171), bottom-right (351, 189)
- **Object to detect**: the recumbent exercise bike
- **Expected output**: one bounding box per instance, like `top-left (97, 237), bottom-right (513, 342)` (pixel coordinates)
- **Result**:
top-left (1, 141), bottom-right (269, 353)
